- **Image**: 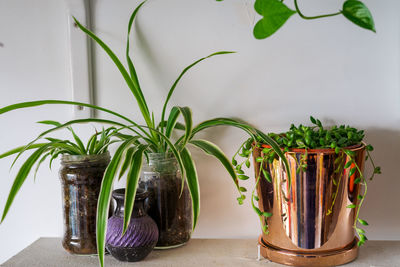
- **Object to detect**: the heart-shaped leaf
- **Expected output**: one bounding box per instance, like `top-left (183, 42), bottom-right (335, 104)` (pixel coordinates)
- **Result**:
top-left (253, 0), bottom-right (296, 39)
top-left (342, 0), bottom-right (375, 32)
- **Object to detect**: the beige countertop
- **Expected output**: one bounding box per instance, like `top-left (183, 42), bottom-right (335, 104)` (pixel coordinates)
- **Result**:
top-left (3, 238), bottom-right (399, 267)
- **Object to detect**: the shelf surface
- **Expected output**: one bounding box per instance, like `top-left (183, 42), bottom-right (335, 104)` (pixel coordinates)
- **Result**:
top-left (3, 238), bottom-right (400, 266)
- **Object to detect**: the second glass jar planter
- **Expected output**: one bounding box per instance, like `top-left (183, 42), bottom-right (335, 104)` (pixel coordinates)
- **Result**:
top-left (139, 153), bottom-right (192, 249)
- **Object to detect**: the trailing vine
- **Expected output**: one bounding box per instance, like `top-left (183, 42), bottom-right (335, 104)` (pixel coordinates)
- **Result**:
top-left (217, 0), bottom-right (376, 39)
top-left (232, 117), bottom-right (381, 245)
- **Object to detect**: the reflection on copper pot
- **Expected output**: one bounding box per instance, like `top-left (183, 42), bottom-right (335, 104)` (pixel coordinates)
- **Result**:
top-left (253, 145), bottom-right (365, 266)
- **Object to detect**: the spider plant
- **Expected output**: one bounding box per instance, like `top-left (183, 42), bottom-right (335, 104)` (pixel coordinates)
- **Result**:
top-left (0, 124), bottom-right (119, 218)
top-left (0, 2), bottom-right (289, 266)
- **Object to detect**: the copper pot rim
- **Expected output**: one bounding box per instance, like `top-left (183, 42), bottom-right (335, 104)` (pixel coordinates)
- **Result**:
top-left (258, 143), bottom-right (365, 154)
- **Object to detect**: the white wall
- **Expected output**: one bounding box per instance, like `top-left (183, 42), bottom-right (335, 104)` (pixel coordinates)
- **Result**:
top-left (0, 0), bottom-right (73, 263)
top-left (1, 0), bottom-right (399, 264)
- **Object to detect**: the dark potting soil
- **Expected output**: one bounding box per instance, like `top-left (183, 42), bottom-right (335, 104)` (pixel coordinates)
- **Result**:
top-left (60, 160), bottom-right (109, 254)
top-left (140, 173), bottom-right (192, 248)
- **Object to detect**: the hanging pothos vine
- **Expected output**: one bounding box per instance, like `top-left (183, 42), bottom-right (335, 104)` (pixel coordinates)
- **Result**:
top-left (217, 0), bottom-right (376, 39)
top-left (232, 117), bottom-right (381, 246)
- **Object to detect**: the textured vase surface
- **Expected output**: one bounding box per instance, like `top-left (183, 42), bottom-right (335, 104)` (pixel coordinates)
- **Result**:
top-left (106, 188), bottom-right (158, 262)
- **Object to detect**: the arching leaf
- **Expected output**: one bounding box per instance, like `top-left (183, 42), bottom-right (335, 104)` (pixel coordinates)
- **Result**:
top-left (123, 144), bottom-right (148, 234)
top-left (181, 147), bottom-right (200, 230)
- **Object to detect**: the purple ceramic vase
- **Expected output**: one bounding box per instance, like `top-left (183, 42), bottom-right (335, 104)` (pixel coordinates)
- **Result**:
top-left (106, 188), bottom-right (158, 262)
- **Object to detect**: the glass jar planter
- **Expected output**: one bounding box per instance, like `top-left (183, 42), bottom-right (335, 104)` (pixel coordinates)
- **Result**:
top-left (139, 153), bottom-right (192, 249)
top-left (59, 152), bottom-right (110, 254)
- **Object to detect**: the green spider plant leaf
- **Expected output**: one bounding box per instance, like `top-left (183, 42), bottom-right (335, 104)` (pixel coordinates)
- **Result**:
top-left (253, 0), bottom-right (296, 39)
top-left (176, 107), bottom-right (192, 150)
top-left (118, 147), bottom-right (137, 180)
top-left (1, 142), bottom-right (55, 223)
top-left (114, 132), bottom-right (134, 140)
top-left (10, 118), bottom-right (133, 169)
top-left (181, 147), bottom-right (200, 230)
top-left (0, 100), bottom-right (148, 138)
top-left (45, 138), bottom-right (82, 155)
top-left (95, 140), bottom-right (121, 155)
top-left (158, 120), bottom-right (185, 132)
top-left (49, 141), bottom-right (82, 155)
top-left (255, 129), bottom-right (292, 186)
top-left (123, 144), bottom-right (148, 234)
top-left (49, 149), bottom-right (73, 170)
top-left (0, 143), bottom-right (47, 159)
top-left (73, 17), bottom-right (153, 130)
top-left (191, 118), bottom-right (256, 140)
top-left (160, 51), bottom-right (235, 131)
top-left (33, 151), bottom-right (52, 182)
top-left (165, 106), bottom-right (181, 139)
top-left (110, 125), bottom-right (157, 150)
top-left (144, 126), bottom-right (187, 195)
top-left (142, 125), bottom-right (187, 179)
top-left (190, 118), bottom-right (290, 188)
top-left (189, 139), bottom-right (240, 191)
top-left (37, 120), bottom-right (62, 127)
top-left (126, 1), bottom-right (148, 112)
top-left (174, 122), bottom-right (186, 130)
top-left (68, 127), bottom-right (87, 154)
top-left (96, 136), bottom-right (139, 267)
top-left (86, 134), bottom-right (98, 154)
top-left (94, 128), bottom-right (108, 153)
top-left (342, 0), bottom-right (375, 32)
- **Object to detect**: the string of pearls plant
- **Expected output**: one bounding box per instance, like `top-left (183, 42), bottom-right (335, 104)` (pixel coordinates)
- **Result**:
top-left (232, 117), bottom-right (381, 246)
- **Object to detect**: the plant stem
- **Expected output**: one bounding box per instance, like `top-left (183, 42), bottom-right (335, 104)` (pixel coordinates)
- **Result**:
top-left (327, 152), bottom-right (344, 215)
top-left (366, 149), bottom-right (378, 180)
top-left (353, 163), bottom-right (367, 229)
top-left (252, 162), bottom-right (267, 233)
top-left (233, 143), bottom-right (244, 159)
top-left (293, 0), bottom-right (341, 20)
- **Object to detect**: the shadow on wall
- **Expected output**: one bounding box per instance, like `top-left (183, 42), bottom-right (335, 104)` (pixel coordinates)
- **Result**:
top-left (361, 127), bottom-right (400, 239)
top-left (189, 124), bottom-right (259, 237)
top-left (134, 12), bottom-right (168, 90)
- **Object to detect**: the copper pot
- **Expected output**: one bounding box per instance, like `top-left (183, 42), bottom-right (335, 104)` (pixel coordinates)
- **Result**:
top-left (253, 145), bottom-right (365, 267)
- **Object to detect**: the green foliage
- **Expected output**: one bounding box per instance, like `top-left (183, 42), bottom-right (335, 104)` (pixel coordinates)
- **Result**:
top-left (0, 125), bottom-right (117, 223)
top-left (123, 144), bottom-right (147, 235)
top-left (96, 137), bottom-right (139, 265)
top-left (217, 0), bottom-right (376, 39)
top-left (253, 0), bottom-right (296, 39)
top-left (266, 116), bottom-right (365, 150)
top-left (181, 148), bottom-right (200, 230)
top-left (0, 2), bottom-right (289, 267)
top-left (232, 117), bottom-right (381, 247)
top-left (342, 0), bottom-right (375, 32)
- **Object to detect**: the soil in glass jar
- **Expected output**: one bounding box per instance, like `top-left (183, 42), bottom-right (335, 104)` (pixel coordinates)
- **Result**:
top-left (59, 152), bottom-right (110, 254)
top-left (139, 153), bottom-right (192, 249)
